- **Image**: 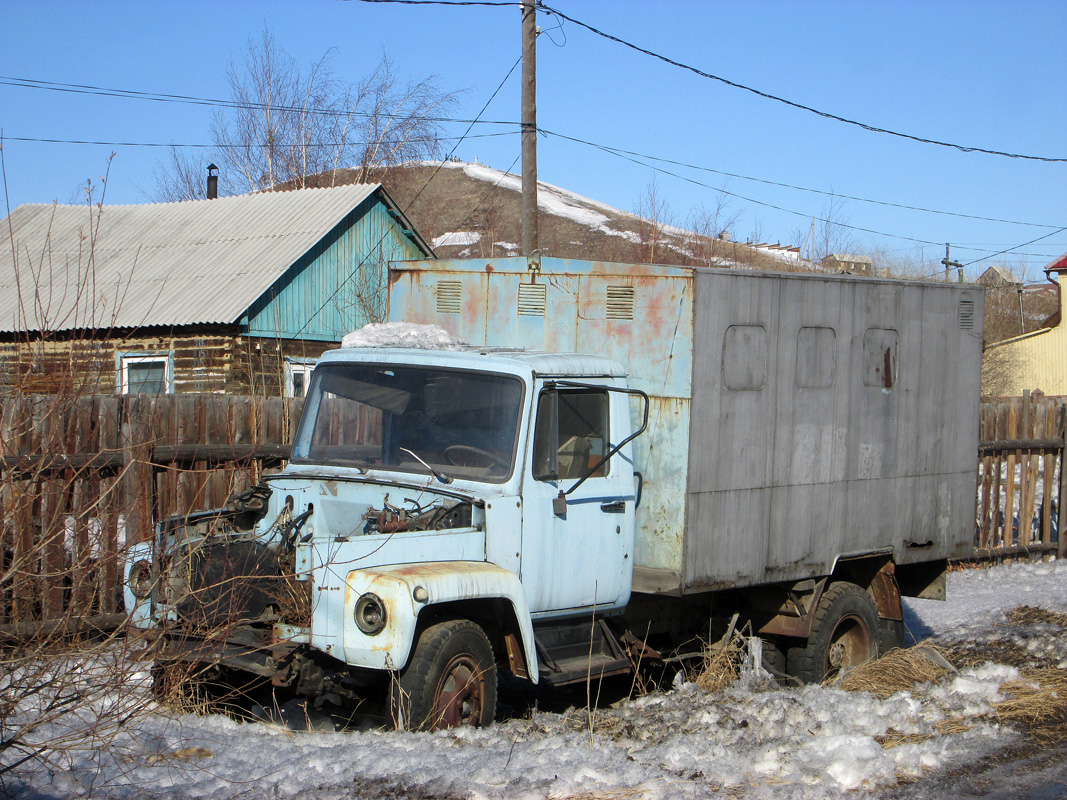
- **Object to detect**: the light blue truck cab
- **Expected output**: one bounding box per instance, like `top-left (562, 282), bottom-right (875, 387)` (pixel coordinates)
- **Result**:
top-left (126, 341), bottom-right (648, 729)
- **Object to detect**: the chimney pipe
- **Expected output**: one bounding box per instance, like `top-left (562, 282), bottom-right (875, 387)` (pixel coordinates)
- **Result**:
top-left (206, 163), bottom-right (218, 200)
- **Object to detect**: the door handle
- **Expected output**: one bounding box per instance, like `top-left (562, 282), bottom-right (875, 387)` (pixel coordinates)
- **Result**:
top-left (600, 501), bottom-right (625, 513)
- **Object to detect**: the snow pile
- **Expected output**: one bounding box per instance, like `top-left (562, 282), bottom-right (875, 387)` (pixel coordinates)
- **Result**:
top-left (431, 230), bottom-right (481, 249)
top-left (450, 161), bottom-right (692, 245)
top-left (8, 561), bottom-right (1067, 799)
top-left (340, 322), bottom-right (467, 350)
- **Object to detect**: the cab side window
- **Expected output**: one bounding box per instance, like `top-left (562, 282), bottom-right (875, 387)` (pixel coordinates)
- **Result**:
top-left (533, 389), bottom-right (609, 481)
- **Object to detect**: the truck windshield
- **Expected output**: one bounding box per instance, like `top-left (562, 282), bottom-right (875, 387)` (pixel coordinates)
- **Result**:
top-left (291, 363), bottom-right (524, 483)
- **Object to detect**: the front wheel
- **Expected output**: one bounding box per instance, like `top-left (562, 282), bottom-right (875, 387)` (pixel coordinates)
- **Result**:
top-left (390, 619), bottom-right (497, 731)
top-left (786, 582), bottom-right (880, 684)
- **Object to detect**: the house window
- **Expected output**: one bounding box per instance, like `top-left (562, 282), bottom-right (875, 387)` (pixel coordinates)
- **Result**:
top-left (119, 353), bottom-right (172, 395)
top-left (285, 358), bottom-right (317, 397)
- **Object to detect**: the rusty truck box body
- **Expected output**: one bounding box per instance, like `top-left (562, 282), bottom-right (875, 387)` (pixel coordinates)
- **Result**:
top-left (388, 256), bottom-right (984, 595)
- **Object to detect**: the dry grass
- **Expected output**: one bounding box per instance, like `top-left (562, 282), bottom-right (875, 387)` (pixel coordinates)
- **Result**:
top-left (875, 729), bottom-right (936, 749)
top-left (692, 628), bottom-right (748, 694)
top-left (876, 719), bottom-right (975, 750)
top-left (1004, 606), bottom-right (1067, 628)
top-left (838, 645), bottom-right (955, 698)
top-left (552, 790), bottom-right (655, 800)
top-left (994, 668), bottom-right (1067, 745)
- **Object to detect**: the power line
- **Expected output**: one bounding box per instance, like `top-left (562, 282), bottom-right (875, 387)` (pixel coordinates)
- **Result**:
top-left (11, 124), bottom-right (1062, 242)
top-left (6, 70), bottom-right (1064, 234)
top-left (540, 126), bottom-right (1067, 258)
top-left (537, 4), bottom-right (1067, 164)
top-left (0, 131), bottom-right (517, 148)
top-left (343, 0), bottom-right (510, 4)
top-left (963, 227), bottom-right (1067, 268)
top-left (0, 76), bottom-right (514, 127)
top-left (543, 130), bottom-right (1063, 230)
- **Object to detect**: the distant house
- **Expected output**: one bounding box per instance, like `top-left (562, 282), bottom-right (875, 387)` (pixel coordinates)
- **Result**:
top-left (983, 252), bottom-right (1067, 396)
top-left (0, 184), bottom-right (433, 396)
top-left (977, 265), bottom-right (1022, 289)
top-left (821, 253), bottom-right (874, 275)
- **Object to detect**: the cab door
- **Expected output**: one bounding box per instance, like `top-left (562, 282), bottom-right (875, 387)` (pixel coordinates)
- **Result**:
top-left (520, 384), bottom-right (636, 614)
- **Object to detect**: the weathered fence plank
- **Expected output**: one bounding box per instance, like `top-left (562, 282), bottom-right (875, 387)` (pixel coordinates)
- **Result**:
top-left (0, 393), bottom-right (301, 625)
top-left (977, 393), bottom-right (1064, 560)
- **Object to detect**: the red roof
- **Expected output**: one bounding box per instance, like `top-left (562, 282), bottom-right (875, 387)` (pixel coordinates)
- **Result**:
top-left (1045, 250), bottom-right (1067, 273)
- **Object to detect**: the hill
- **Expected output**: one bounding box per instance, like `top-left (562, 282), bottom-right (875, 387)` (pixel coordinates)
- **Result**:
top-left (326, 160), bottom-right (806, 269)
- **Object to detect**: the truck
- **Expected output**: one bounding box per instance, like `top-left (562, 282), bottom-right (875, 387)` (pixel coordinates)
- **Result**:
top-left (125, 256), bottom-right (984, 730)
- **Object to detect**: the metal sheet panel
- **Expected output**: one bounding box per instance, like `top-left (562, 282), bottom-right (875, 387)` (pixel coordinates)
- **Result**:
top-left (0, 184), bottom-right (430, 334)
top-left (685, 269), bottom-right (983, 589)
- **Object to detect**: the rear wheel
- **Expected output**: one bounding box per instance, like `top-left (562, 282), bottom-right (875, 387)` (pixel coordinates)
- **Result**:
top-left (390, 620), bottom-right (497, 731)
top-left (786, 582), bottom-right (879, 683)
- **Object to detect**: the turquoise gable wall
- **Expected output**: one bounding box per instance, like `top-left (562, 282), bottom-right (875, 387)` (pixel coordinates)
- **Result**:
top-left (245, 195), bottom-right (429, 341)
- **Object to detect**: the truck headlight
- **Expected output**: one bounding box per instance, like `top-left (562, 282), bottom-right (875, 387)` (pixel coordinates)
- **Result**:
top-left (128, 560), bottom-right (155, 599)
top-left (354, 592), bottom-right (387, 635)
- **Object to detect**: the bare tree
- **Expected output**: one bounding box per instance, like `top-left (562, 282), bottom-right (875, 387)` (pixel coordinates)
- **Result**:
top-left (155, 31), bottom-right (458, 201)
top-left (0, 157), bottom-right (161, 794)
top-left (687, 190), bottom-right (741, 266)
top-left (154, 148), bottom-right (209, 203)
top-left (634, 177), bottom-right (675, 265)
top-left (814, 193), bottom-right (853, 263)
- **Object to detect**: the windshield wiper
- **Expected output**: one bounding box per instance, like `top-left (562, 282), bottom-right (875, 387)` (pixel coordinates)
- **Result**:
top-left (399, 448), bottom-right (454, 485)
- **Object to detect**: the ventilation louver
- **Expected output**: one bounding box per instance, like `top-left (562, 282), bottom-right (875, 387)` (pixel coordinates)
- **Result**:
top-left (606, 286), bottom-right (635, 320)
top-left (436, 281), bottom-right (462, 314)
top-left (958, 298), bottom-right (975, 330)
top-left (518, 283), bottom-right (547, 317)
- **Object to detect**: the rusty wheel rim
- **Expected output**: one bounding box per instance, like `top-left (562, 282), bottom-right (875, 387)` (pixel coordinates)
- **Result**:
top-left (429, 654), bottom-right (485, 729)
top-left (826, 614), bottom-right (873, 674)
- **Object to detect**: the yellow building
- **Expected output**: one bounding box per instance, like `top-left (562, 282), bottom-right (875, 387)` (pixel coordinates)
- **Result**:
top-left (983, 253), bottom-right (1067, 396)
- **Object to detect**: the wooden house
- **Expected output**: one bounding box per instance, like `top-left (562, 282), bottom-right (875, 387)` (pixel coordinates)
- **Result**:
top-left (0, 184), bottom-right (433, 396)
top-left (983, 252), bottom-right (1067, 396)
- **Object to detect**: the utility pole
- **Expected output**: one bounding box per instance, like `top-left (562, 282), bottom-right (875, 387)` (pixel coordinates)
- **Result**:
top-left (941, 243), bottom-right (963, 283)
top-left (521, 0), bottom-right (539, 260)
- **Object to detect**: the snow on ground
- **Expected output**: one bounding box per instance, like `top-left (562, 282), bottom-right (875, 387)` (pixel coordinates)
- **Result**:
top-left (450, 162), bottom-right (688, 244)
top-left (9, 561), bottom-right (1067, 800)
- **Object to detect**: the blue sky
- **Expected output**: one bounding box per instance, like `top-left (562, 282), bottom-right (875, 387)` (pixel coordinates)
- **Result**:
top-left (2, 0), bottom-right (1065, 280)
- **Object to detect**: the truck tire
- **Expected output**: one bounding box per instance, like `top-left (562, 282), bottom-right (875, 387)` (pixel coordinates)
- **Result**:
top-left (390, 619), bottom-right (497, 731)
top-left (759, 637), bottom-right (791, 685)
top-left (786, 582), bottom-right (879, 684)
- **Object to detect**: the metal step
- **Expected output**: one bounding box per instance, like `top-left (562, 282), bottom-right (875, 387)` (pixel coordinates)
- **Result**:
top-left (535, 618), bottom-right (633, 686)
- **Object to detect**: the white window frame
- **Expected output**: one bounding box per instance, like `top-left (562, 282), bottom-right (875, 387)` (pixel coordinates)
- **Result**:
top-left (118, 352), bottom-right (173, 395)
top-left (285, 357), bottom-right (317, 398)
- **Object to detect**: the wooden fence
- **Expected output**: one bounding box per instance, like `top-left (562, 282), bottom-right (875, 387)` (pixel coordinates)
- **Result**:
top-left (0, 394), bottom-right (302, 628)
top-left (2, 390), bottom-right (1064, 630)
top-left (977, 392), bottom-right (1066, 560)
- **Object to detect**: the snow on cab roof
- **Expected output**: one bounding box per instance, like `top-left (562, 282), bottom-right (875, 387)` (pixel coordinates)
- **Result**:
top-left (341, 322), bottom-right (467, 350)
top-left (337, 322), bottom-right (625, 377)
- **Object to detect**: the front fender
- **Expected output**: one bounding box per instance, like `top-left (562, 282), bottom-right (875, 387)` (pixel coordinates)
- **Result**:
top-left (343, 561), bottom-right (538, 680)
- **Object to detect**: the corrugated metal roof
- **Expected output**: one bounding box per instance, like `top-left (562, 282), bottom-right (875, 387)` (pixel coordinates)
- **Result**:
top-left (0, 184), bottom-right (389, 333)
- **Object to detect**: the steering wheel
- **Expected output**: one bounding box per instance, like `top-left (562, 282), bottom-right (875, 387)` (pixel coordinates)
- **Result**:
top-left (444, 445), bottom-right (509, 471)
